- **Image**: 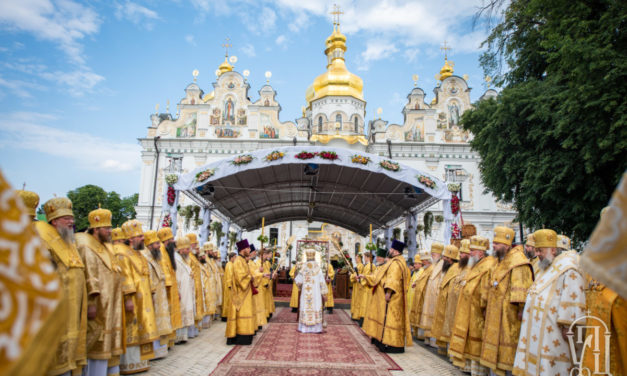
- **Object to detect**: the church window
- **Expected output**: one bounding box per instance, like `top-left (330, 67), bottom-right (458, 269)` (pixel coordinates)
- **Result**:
top-left (335, 114), bottom-right (342, 130)
top-left (318, 116), bottom-right (323, 133)
top-left (354, 117), bottom-right (359, 133)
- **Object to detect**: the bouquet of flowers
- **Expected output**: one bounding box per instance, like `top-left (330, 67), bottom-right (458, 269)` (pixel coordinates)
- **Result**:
top-left (167, 186), bottom-right (176, 206)
top-left (380, 159), bottom-right (400, 172)
top-left (265, 150), bottom-right (285, 161)
top-left (318, 151), bottom-right (339, 160)
top-left (451, 223), bottom-right (462, 239)
top-left (351, 154), bottom-right (371, 165)
top-left (451, 194), bottom-right (460, 215)
top-left (232, 154), bottom-right (253, 166)
top-left (447, 183), bottom-right (461, 192)
top-left (162, 214), bottom-right (172, 228)
top-left (195, 168), bottom-right (215, 182)
top-left (165, 174), bottom-right (178, 186)
top-left (418, 175), bottom-right (437, 189)
top-left (295, 151), bottom-right (317, 160)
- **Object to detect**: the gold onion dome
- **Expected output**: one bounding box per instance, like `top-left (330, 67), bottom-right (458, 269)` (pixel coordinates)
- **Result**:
top-left (439, 58), bottom-right (454, 80)
top-left (306, 26), bottom-right (364, 104)
top-left (217, 57), bottom-right (233, 76)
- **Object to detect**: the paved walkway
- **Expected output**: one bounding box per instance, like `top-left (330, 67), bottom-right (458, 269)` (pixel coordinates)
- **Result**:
top-left (147, 311), bottom-right (464, 376)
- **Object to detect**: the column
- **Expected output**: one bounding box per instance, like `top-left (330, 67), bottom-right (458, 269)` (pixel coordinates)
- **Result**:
top-left (406, 212), bottom-right (417, 259)
top-left (199, 207), bottom-right (212, 246)
top-left (220, 220), bottom-right (231, 263)
top-left (385, 226), bottom-right (393, 250)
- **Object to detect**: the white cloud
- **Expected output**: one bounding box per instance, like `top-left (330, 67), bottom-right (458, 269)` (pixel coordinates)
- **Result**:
top-left (358, 40), bottom-right (398, 70)
top-left (404, 48), bottom-right (420, 63)
top-left (0, 0), bottom-right (101, 65)
top-left (275, 35), bottom-right (287, 48)
top-left (185, 34), bottom-right (196, 46)
top-left (0, 75), bottom-right (45, 98)
top-left (115, 1), bottom-right (160, 30)
top-left (0, 112), bottom-right (140, 172)
top-left (40, 69), bottom-right (105, 97)
top-left (260, 7), bottom-right (277, 30)
top-left (241, 43), bottom-right (256, 57)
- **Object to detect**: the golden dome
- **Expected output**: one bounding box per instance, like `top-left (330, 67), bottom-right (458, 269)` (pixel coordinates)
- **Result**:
top-left (439, 58), bottom-right (454, 80)
top-left (217, 57), bottom-right (233, 76)
top-left (306, 26), bottom-right (363, 104)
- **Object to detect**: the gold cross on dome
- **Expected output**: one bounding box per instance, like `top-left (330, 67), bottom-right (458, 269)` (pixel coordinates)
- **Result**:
top-left (222, 37), bottom-right (232, 57)
top-left (441, 40), bottom-right (451, 60)
top-left (330, 4), bottom-right (344, 28)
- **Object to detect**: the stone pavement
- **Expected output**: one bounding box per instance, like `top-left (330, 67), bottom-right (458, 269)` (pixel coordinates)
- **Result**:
top-left (147, 311), bottom-right (464, 376)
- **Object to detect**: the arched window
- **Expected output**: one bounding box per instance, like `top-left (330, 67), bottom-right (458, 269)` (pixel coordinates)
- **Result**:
top-left (354, 117), bottom-right (359, 133)
top-left (336, 114), bottom-right (342, 130)
top-left (318, 116), bottom-right (323, 133)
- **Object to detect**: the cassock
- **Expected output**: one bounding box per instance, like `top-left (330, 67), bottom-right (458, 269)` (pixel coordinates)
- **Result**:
top-left (325, 266), bottom-right (335, 310)
top-left (295, 259), bottom-right (328, 333)
top-left (76, 233), bottom-right (125, 364)
top-left (480, 246), bottom-right (533, 375)
top-left (35, 221), bottom-right (88, 376)
top-left (249, 258), bottom-right (267, 328)
top-left (263, 259), bottom-right (276, 318)
top-left (187, 254), bottom-right (205, 330)
top-left (159, 244), bottom-right (182, 345)
top-left (289, 265), bottom-right (300, 311)
top-left (349, 261), bottom-right (364, 320)
top-left (200, 261), bottom-right (216, 324)
top-left (406, 267), bottom-right (422, 317)
top-left (418, 259), bottom-right (444, 337)
top-left (449, 255), bottom-right (496, 367)
top-left (513, 251), bottom-right (586, 376)
top-left (221, 260), bottom-right (233, 322)
top-left (430, 263), bottom-right (461, 352)
top-left (441, 263), bottom-right (469, 345)
top-left (174, 252), bottom-right (195, 341)
top-left (409, 263), bottom-right (433, 337)
top-left (226, 255), bottom-right (256, 345)
top-left (358, 261), bottom-right (376, 321)
top-left (142, 250), bottom-right (173, 359)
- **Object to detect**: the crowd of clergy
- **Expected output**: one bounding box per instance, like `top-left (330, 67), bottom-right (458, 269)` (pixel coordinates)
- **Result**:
top-left (347, 224), bottom-right (626, 376)
top-left (13, 190), bottom-right (278, 376)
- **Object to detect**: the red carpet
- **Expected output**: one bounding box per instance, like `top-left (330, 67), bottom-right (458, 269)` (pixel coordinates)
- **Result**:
top-left (270, 306), bottom-right (354, 325)
top-left (210, 308), bottom-right (402, 376)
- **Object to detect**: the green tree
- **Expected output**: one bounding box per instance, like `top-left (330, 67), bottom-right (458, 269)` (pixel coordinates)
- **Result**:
top-left (66, 185), bottom-right (138, 231)
top-left (463, 0), bottom-right (627, 243)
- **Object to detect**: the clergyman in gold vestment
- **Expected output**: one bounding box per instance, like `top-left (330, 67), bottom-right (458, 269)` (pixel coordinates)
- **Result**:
top-left (156, 227), bottom-right (183, 347)
top-left (418, 242), bottom-right (444, 345)
top-left (480, 227), bottom-right (533, 375)
top-left (225, 239), bottom-right (256, 345)
top-left (36, 197), bottom-right (88, 376)
top-left (430, 244), bottom-right (461, 355)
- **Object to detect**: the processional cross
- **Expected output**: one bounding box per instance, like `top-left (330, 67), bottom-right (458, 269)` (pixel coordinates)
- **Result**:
top-left (330, 4), bottom-right (344, 28)
top-left (441, 40), bottom-right (452, 60)
top-left (222, 37), bottom-right (232, 57)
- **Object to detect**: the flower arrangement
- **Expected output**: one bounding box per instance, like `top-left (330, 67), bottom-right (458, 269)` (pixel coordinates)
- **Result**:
top-left (351, 154), bottom-right (371, 165)
top-left (451, 223), bottom-right (462, 239)
top-left (380, 159), bottom-right (400, 172)
top-left (417, 175), bottom-right (437, 189)
top-left (167, 186), bottom-right (176, 206)
top-left (265, 150), bottom-right (285, 161)
top-left (231, 154), bottom-right (253, 166)
top-left (165, 174), bottom-right (178, 186)
top-left (435, 214), bottom-right (444, 223)
top-left (451, 194), bottom-right (460, 215)
top-left (447, 183), bottom-right (461, 192)
top-left (365, 242), bottom-right (377, 251)
top-left (195, 168), bottom-right (215, 182)
top-left (318, 151), bottom-right (339, 160)
top-left (161, 214), bottom-right (172, 228)
top-left (295, 151), bottom-right (316, 160)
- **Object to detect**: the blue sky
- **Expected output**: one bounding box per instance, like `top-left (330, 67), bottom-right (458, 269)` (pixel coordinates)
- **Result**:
top-left (0, 0), bottom-right (493, 203)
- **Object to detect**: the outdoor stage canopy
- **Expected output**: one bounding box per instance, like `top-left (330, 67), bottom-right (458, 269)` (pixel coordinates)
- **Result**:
top-left (169, 146), bottom-right (453, 238)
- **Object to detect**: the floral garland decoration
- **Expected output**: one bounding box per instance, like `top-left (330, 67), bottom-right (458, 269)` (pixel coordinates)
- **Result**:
top-left (451, 223), bottom-right (462, 239)
top-left (167, 186), bottom-right (176, 206)
top-left (380, 159), bottom-right (400, 172)
top-left (295, 151), bottom-right (317, 160)
top-left (451, 193), bottom-right (460, 216)
top-left (318, 151), bottom-right (339, 160)
top-left (265, 150), bottom-right (285, 161)
top-left (162, 214), bottom-right (172, 228)
top-left (417, 175), bottom-right (437, 189)
top-left (231, 154), bottom-right (254, 166)
top-left (447, 183), bottom-right (461, 192)
top-left (195, 168), bottom-right (215, 182)
top-left (351, 154), bottom-right (371, 165)
top-left (165, 174), bottom-right (178, 186)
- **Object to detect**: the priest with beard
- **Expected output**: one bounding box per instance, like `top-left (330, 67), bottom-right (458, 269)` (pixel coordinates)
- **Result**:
top-left (142, 231), bottom-right (173, 360)
top-left (35, 197), bottom-right (87, 376)
top-left (418, 242), bottom-right (444, 346)
top-left (524, 233), bottom-right (540, 277)
top-left (75, 207), bottom-right (125, 376)
top-left (156, 227), bottom-right (182, 347)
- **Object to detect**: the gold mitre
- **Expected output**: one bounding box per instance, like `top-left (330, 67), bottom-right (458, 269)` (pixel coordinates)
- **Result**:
top-left (43, 197), bottom-right (73, 222)
top-left (143, 230), bottom-right (160, 247)
top-left (157, 227), bottom-right (173, 242)
top-left (493, 226), bottom-right (514, 246)
top-left (216, 250), bottom-right (221, 259)
top-left (459, 239), bottom-right (470, 254)
top-left (202, 242), bottom-right (214, 252)
top-left (186, 233), bottom-right (198, 245)
top-left (443, 244), bottom-right (460, 260)
top-left (111, 228), bottom-right (126, 241)
top-left (88, 207), bottom-right (112, 228)
top-left (16, 189), bottom-right (39, 217)
top-left (413, 254), bottom-right (421, 263)
top-left (430, 242), bottom-right (444, 254)
top-left (121, 219), bottom-right (143, 238)
top-left (533, 229), bottom-right (557, 248)
top-left (557, 235), bottom-right (571, 250)
top-left (525, 233), bottom-right (536, 247)
top-left (469, 235), bottom-right (487, 251)
top-left (419, 251), bottom-right (432, 262)
top-left (176, 236), bottom-right (191, 249)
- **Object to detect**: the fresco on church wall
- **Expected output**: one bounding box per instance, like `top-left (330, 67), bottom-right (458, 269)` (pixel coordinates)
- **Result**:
top-left (224, 98), bottom-right (235, 124)
top-left (448, 102), bottom-right (460, 126)
top-left (215, 127), bottom-right (240, 138)
top-left (176, 112), bottom-right (197, 138)
top-left (237, 109), bottom-right (247, 125)
top-left (210, 108), bottom-right (221, 125)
